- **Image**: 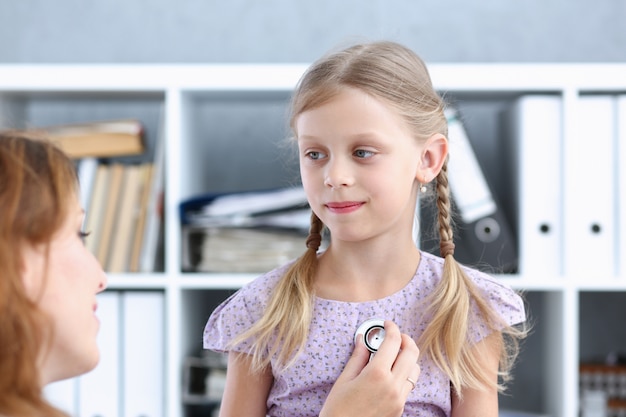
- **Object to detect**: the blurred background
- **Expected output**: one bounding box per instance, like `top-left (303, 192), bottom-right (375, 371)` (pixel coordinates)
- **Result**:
top-left (1, 0), bottom-right (625, 64)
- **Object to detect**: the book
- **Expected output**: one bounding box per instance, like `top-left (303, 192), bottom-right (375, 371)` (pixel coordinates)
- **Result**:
top-left (107, 164), bottom-right (144, 273)
top-left (129, 163), bottom-right (154, 272)
top-left (84, 163), bottom-right (111, 257)
top-left (37, 119), bottom-right (144, 159)
top-left (139, 126), bottom-right (164, 273)
top-left (97, 163), bottom-right (125, 268)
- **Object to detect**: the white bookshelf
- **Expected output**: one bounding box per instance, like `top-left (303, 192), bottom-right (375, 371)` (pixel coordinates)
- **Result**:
top-left (2, 63), bottom-right (626, 417)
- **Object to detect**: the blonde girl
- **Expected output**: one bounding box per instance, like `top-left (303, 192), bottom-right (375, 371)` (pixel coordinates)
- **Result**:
top-left (205, 40), bottom-right (526, 417)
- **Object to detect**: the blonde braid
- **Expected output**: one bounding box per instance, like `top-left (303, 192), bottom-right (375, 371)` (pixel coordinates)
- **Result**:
top-left (306, 211), bottom-right (324, 251)
top-left (228, 210), bottom-right (323, 372)
top-left (435, 156), bottom-right (456, 258)
top-left (417, 156), bottom-right (522, 397)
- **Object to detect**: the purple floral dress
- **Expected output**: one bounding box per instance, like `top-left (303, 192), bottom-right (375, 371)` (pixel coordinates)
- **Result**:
top-left (204, 251), bottom-right (525, 417)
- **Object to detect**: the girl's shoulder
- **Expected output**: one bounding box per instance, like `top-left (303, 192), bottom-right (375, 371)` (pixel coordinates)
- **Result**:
top-left (418, 251), bottom-right (525, 323)
top-left (240, 260), bottom-right (295, 297)
top-left (203, 260), bottom-right (297, 352)
top-left (419, 250), bottom-right (514, 292)
top-left (217, 260), bottom-right (296, 312)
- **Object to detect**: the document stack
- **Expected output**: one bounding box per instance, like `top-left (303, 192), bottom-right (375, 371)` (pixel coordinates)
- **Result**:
top-left (180, 187), bottom-right (314, 273)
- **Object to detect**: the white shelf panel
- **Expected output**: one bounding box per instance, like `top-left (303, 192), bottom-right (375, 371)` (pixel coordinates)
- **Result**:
top-left (1, 63), bottom-right (625, 92)
top-left (105, 274), bottom-right (170, 290)
top-left (179, 273), bottom-right (257, 289)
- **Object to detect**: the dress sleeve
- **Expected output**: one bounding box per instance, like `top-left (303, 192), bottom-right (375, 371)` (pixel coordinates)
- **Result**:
top-left (203, 267), bottom-right (283, 354)
top-left (466, 270), bottom-right (526, 344)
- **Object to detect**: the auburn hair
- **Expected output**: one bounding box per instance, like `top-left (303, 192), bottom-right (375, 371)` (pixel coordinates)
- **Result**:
top-left (0, 133), bottom-right (78, 417)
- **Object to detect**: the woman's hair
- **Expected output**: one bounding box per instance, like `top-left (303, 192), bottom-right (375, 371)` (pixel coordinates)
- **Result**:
top-left (231, 40), bottom-right (526, 396)
top-left (0, 133), bottom-right (78, 417)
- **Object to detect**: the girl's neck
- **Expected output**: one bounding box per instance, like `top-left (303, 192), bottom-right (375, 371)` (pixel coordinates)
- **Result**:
top-left (314, 241), bottom-right (421, 302)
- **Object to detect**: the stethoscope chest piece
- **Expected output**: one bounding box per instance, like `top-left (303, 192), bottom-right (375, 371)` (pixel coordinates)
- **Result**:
top-left (354, 318), bottom-right (386, 353)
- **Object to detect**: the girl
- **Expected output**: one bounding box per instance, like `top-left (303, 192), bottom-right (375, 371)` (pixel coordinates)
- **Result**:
top-left (204, 40), bottom-right (526, 417)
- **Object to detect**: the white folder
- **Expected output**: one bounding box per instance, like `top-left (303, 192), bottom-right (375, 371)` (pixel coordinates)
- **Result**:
top-left (44, 379), bottom-right (77, 416)
top-left (618, 96), bottom-right (626, 277)
top-left (429, 109), bottom-right (517, 273)
top-left (564, 95), bottom-right (616, 277)
top-left (122, 291), bottom-right (165, 417)
top-left (77, 291), bottom-right (120, 417)
top-left (510, 95), bottom-right (563, 277)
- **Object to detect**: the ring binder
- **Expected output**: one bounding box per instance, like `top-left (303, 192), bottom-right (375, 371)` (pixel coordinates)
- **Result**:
top-left (420, 108), bottom-right (517, 273)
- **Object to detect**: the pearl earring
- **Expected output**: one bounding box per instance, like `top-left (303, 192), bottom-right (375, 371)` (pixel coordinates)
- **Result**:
top-left (420, 178), bottom-right (428, 193)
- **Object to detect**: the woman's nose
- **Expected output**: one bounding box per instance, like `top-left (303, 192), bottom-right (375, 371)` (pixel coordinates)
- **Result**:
top-left (97, 270), bottom-right (108, 293)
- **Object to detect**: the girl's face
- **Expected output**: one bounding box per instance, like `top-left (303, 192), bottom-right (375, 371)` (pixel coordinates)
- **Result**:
top-left (21, 195), bottom-right (107, 385)
top-left (296, 87), bottom-right (429, 244)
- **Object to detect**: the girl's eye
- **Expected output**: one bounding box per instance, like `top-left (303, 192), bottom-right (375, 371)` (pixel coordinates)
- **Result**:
top-left (354, 149), bottom-right (375, 159)
top-left (79, 230), bottom-right (91, 244)
top-left (305, 150), bottom-right (326, 160)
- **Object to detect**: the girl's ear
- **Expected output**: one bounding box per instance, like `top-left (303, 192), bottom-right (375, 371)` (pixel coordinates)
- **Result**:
top-left (417, 133), bottom-right (448, 183)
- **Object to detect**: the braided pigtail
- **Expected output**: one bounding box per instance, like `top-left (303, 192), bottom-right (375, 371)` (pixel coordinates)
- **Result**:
top-left (305, 211), bottom-right (324, 251)
top-left (229, 211), bottom-right (323, 372)
top-left (418, 157), bottom-right (517, 397)
top-left (435, 157), bottom-right (456, 259)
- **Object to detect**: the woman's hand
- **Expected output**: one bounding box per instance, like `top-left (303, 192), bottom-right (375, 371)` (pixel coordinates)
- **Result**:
top-left (319, 320), bottom-right (420, 417)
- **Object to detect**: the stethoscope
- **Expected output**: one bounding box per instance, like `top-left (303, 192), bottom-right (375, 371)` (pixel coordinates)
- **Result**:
top-left (354, 318), bottom-right (386, 355)
top-left (354, 318), bottom-right (418, 391)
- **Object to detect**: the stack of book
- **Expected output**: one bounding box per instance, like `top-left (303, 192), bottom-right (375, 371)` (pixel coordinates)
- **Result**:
top-left (180, 187), bottom-right (313, 273)
top-left (39, 119), bottom-right (145, 158)
top-left (14, 119), bottom-right (164, 273)
top-left (80, 158), bottom-right (163, 273)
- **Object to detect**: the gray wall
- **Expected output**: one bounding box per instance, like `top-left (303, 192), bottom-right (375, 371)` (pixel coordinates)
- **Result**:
top-left (1, 0), bottom-right (625, 63)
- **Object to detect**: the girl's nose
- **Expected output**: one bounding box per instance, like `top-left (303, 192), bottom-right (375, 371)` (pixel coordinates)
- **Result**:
top-left (324, 158), bottom-right (354, 188)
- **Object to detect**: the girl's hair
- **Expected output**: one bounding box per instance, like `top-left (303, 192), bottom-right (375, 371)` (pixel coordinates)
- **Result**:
top-left (231, 40), bottom-right (526, 396)
top-left (0, 133), bottom-right (78, 417)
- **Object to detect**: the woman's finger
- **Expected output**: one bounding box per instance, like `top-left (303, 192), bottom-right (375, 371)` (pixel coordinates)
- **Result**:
top-left (393, 333), bottom-right (421, 396)
top-left (368, 320), bottom-right (402, 367)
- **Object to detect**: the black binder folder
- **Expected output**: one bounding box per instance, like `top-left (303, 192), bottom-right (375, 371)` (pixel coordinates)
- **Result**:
top-left (419, 108), bottom-right (517, 274)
